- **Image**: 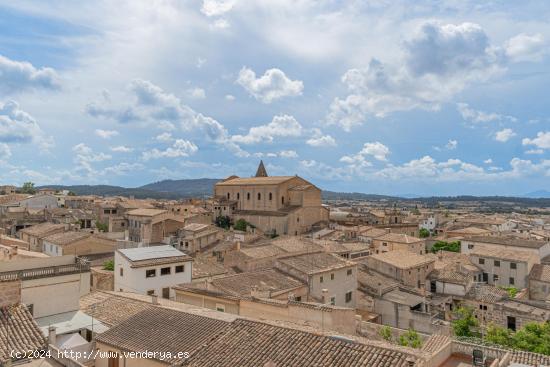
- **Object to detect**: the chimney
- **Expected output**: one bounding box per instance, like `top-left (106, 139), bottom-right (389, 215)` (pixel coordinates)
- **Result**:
top-left (235, 241), bottom-right (241, 251)
top-left (406, 357), bottom-right (415, 367)
top-left (206, 278), bottom-right (213, 291)
top-left (48, 326), bottom-right (57, 345)
top-left (438, 250), bottom-right (443, 260)
top-left (151, 294), bottom-right (158, 305)
top-left (322, 289), bottom-right (328, 304)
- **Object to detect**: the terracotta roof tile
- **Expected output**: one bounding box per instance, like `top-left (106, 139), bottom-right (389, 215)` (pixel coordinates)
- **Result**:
top-left (0, 304), bottom-right (47, 363)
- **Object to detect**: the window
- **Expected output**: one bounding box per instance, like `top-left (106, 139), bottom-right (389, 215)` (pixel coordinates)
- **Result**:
top-left (227, 193), bottom-right (230, 199)
top-left (161, 267), bottom-right (171, 276)
top-left (320, 276), bottom-right (324, 283)
top-left (494, 260), bottom-right (500, 267)
top-left (146, 269), bottom-right (156, 278)
top-left (468, 244), bottom-right (474, 249)
top-left (347, 269), bottom-right (353, 276)
top-left (509, 277), bottom-right (515, 285)
top-left (510, 263), bottom-right (517, 269)
top-left (345, 291), bottom-right (352, 303)
top-left (330, 296), bottom-right (336, 305)
top-left (119, 268), bottom-right (123, 277)
top-left (478, 258), bottom-right (485, 265)
top-left (175, 265), bottom-right (185, 273)
top-left (237, 193), bottom-right (240, 200)
top-left (247, 193), bottom-right (250, 200)
top-left (493, 274), bottom-right (499, 282)
top-left (147, 290), bottom-right (155, 296)
top-left (295, 296), bottom-right (302, 302)
top-left (330, 273), bottom-right (334, 280)
top-left (269, 192), bottom-right (272, 200)
top-left (108, 354), bottom-right (119, 367)
top-left (257, 193), bottom-right (261, 200)
top-left (281, 196), bottom-right (285, 205)
top-left (216, 304), bottom-right (225, 312)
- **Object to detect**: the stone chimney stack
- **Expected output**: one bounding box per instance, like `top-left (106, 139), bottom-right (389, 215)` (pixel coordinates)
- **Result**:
top-left (152, 294), bottom-right (158, 305)
top-left (235, 241), bottom-right (241, 251)
top-left (48, 326), bottom-right (57, 345)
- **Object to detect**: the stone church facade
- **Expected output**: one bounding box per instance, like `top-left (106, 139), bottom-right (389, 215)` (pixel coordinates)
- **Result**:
top-left (213, 161), bottom-right (329, 235)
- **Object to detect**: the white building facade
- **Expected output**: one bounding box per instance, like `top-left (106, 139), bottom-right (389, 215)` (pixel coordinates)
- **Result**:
top-left (115, 245), bottom-right (193, 300)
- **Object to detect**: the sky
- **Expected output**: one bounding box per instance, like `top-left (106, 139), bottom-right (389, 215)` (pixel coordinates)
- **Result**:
top-left (0, 0), bottom-right (549, 196)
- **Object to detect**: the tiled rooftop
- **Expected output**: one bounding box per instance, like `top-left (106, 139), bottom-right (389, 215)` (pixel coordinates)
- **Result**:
top-left (369, 251), bottom-right (435, 269)
top-left (529, 264), bottom-right (550, 283)
top-left (18, 222), bottom-right (66, 237)
top-left (182, 318), bottom-right (418, 367)
top-left (96, 307), bottom-right (231, 364)
top-left (203, 268), bottom-right (305, 297)
top-left (43, 231), bottom-right (92, 246)
top-left (463, 235), bottom-right (548, 249)
top-left (276, 252), bottom-right (354, 274)
top-left (0, 304), bottom-right (47, 363)
top-left (375, 233), bottom-right (424, 244)
top-left (216, 176), bottom-right (295, 186)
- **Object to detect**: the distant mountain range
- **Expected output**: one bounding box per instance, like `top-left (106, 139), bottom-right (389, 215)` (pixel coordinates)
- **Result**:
top-left (523, 190), bottom-right (550, 199)
top-left (37, 179), bottom-right (550, 206)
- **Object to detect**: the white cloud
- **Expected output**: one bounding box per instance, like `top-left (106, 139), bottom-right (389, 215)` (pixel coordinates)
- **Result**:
top-left (201, 0), bottom-right (235, 17)
top-left (187, 88), bottom-right (206, 99)
top-left (0, 143), bottom-right (11, 161)
top-left (155, 132), bottom-right (173, 142)
top-left (456, 103), bottom-right (516, 123)
top-left (494, 128), bottom-right (516, 142)
top-left (0, 54), bottom-right (60, 94)
top-left (87, 79), bottom-right (248, 157)
top-left (444, 139), bottom-right (458, 150)
top-left (279, 150), bottom-right (298, 158)
top-left (306, 133), bottom-right (337, 147)
top-left (484, 158), bottom-right (493, 164)
top-left (361, 142), bottom-right (390, 161)
top-left (103, 162), bottom-right (144, 176)
top-left (522, 131), bottom-right (550, 150)
top-left (0, 100), bottom-right (53, 151)
top-left (72, 143), bottom-right (111, 175)
top-left (142, 139), bottom-right (198, 160)
top-left (236, 67), bottom-right (303, 103)
top-left (339, 141), bottom-right (390, 170)
top-left (525, 149), bottom-right (544, 155)
top-left (95, 129), bottom-right (119, 139)
top-left (327, 22), bottom-right (507, 130)
top-left (225, 94), bottom-right (235, 101)
top-left (505, 33), bottom-right (546, 62)
top-left (111, 145), bottom-right (134, 153)
top-left (232, 114), bottom-right (302, 145)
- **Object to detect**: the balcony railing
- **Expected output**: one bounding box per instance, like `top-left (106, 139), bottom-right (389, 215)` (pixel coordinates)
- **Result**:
top-left (0, 261), bottom-right (90, 282)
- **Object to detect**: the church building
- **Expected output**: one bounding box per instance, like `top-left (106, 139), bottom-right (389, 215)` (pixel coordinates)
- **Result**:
top-left (213, 161), bottom-right (329, 235)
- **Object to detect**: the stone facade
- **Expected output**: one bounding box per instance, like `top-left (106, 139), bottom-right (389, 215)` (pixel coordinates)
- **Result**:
top-left (0, 279), bottom-right (21, 307)
top-left (214, 163), bottom-right (329, 235)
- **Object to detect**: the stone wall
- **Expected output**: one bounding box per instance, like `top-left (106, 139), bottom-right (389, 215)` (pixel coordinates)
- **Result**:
top-left (91, 267), bottom-right (114, 291)
top-left (0, 279), bottom-right (22, 307)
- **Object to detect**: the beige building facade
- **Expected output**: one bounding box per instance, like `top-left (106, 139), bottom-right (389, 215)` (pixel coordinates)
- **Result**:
top-left (213, 162), bottom-right (329, 235)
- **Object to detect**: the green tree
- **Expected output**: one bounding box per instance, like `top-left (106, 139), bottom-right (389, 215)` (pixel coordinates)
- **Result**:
top-left (398, 329), bottom-right (423, 348)
top-left (234, 218), bottom-right (248, 231)
top-left (96, 222), bottom-right (109, 232)
top-left (214, 215), bottom-right (231, 229)
top-left (452, 307), bottom-right (478, 337)
top-left (21, 182), bottom-right (36, 194)
top-left (379, 325), bottom-right (393, 342)
top-left (486, 323), bottom-right (513, 347)
top-left (419, 228), bottom-right (430, 238)
top-left (103, 260), bottom-right (114, 271)
top-left (431, 240), bottom-right (460, 253)
top-left (511, 322), bottom-right (550, 355)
